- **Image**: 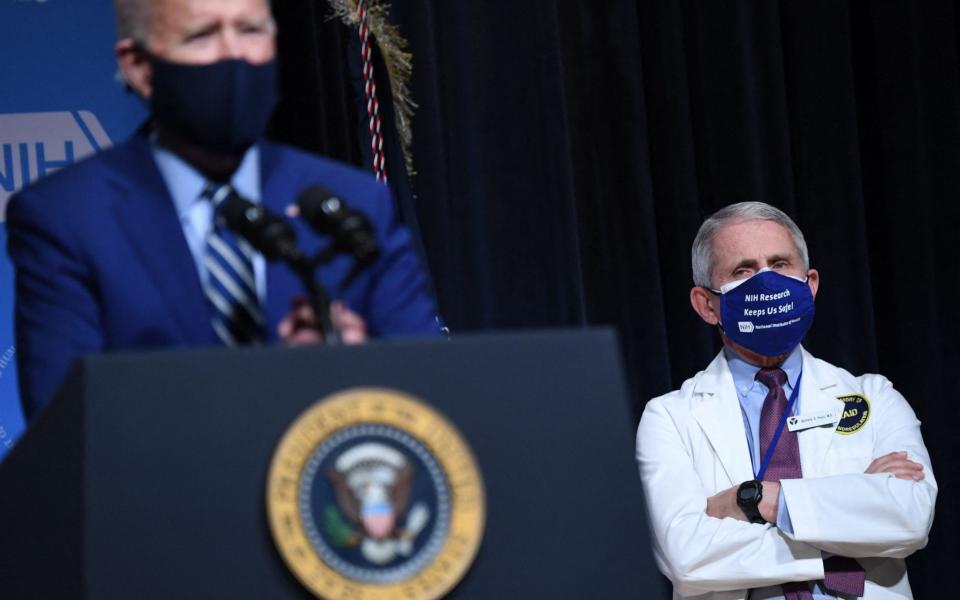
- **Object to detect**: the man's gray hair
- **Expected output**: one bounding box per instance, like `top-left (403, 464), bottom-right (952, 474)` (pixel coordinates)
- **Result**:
top-left (113, 0), bottom-right (276, 47)
top-left (691, 201), bottom-right (810, 288)
top-left (114, 0), bottom-right (150, 45)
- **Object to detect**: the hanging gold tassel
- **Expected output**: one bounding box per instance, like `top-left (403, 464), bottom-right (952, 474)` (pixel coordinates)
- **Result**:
top-left (328, 0), bottom-right (417, 177)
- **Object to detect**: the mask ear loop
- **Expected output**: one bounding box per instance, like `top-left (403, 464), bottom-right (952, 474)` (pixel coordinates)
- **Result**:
top-left (704, 286), bottom-right (726, 334)
top-left (119, 41), bottom-right (154, 96)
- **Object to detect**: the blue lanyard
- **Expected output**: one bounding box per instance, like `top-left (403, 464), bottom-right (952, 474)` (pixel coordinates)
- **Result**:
top-left (755, 373), bottom-right (802, 481)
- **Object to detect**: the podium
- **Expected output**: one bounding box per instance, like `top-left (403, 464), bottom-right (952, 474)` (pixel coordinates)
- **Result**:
top-left (0, 329), bottom-right (666, 598)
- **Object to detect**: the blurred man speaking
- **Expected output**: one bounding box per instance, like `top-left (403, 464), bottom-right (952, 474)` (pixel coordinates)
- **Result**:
top-left (6, 0), bottom-right (440, 420)
top-left (636, 202), bottom-right (936, 599)
top-left (115, 0), bottom-right (279, 180)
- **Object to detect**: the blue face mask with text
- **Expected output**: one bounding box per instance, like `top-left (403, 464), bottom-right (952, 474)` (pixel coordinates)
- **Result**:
top-left (711, 269), bottom-right (815, 358)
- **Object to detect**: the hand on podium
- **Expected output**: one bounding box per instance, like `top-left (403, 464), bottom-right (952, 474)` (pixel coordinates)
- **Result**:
top-left (278, 296), bottom-right (368, 346)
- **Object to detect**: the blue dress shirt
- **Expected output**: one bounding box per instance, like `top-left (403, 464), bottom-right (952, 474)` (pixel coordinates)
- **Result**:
top-left (726, 347), bottom-right (834, 600)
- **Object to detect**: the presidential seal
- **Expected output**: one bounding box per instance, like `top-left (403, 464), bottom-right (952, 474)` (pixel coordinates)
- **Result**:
top-left (266, 388), bottom-right (485, 600)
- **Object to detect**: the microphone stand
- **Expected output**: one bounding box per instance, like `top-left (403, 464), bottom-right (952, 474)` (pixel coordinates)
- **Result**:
top-left (285, 242), bottom-right (372, 346)
top-left (291, 257), bottom-right (339, 346)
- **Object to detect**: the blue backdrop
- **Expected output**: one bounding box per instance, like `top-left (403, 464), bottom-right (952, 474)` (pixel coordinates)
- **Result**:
top-left (0, 0), bottom-right (145, 458)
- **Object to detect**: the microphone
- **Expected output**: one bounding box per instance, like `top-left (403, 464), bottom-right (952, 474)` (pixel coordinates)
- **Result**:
top-left (220, 191), bottom-right (306, 267)
top-left (221, 190), bottom-right (337, 342)
top-left (295, 186), bottom-right (380, 269)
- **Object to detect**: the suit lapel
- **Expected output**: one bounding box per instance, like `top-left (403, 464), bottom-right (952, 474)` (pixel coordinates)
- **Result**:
top-left (692, 353), bottom-right (756, 485)
top-left (796, 349), bottom-right (845, 477)
top-left (108, 134), bottom-right (213, 343)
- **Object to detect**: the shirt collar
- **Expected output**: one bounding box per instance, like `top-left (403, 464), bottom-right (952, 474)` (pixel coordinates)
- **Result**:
top-left (150, 139), bottom-right (262, 218)
top-left (725, 345), bottom-right (803, 391)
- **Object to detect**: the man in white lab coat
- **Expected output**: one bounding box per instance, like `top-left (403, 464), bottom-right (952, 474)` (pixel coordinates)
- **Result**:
top-left (636, 202), bottom-right (936, 600)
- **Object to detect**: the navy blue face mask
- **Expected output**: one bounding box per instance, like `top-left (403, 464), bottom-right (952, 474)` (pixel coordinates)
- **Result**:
top-left (149, 56), bottom-right (278, 155)
top-left (709, 269), bottom-right (816, 358)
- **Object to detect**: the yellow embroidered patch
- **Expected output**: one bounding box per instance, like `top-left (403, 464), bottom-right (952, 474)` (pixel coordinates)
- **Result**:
top-left (835, 393), bottom-right (869, 435)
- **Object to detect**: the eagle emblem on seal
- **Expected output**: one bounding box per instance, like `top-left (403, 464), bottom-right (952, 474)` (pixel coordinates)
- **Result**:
top-left (325, 442), bottom-right (431, 564)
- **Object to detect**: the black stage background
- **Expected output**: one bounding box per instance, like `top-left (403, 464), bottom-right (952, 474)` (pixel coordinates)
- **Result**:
top-left (269, 1), bottom-right (958, 593)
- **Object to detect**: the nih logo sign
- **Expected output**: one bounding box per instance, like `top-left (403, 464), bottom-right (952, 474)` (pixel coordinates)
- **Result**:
top-left (0, 111), bottom-right (112, 221)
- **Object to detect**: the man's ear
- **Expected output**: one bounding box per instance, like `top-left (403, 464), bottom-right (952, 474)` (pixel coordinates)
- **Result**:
top-left (690, 286), bottom-right (720, 325)
top-left (806, 268), bottom-right (820, 299)
top-left (116, 38), bottom-right (153, 99)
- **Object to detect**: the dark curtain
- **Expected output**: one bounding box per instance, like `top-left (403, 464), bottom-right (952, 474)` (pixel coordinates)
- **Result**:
top-left (271, 0), bottom-right (959, 592)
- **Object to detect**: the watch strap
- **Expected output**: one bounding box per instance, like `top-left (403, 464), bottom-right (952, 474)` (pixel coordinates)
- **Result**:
top-left (736, 480), bottom-right (766, 524)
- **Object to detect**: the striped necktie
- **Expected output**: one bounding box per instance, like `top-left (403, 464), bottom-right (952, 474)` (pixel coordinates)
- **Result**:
top-left (203, 183), bottom-right (264, 346)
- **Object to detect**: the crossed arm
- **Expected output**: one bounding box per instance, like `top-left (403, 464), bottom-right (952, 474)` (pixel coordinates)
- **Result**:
top-left (706, 451), bottom-right (925, 523)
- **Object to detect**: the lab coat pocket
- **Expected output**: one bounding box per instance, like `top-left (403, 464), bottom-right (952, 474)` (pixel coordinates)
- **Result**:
top-left (824, 437), bottom-right (874, 472)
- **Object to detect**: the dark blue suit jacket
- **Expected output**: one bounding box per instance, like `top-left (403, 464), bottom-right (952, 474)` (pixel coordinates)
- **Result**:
top-left (6, 133), bottom-right (440, 420)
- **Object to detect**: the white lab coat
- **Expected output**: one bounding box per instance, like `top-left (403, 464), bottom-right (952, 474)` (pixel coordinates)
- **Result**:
top-left (636, 347), bottom-right (936, 599)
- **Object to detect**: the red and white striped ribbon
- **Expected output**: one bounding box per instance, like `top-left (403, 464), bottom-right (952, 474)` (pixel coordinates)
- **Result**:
top-left (356, 0), bottom-right (388, 183)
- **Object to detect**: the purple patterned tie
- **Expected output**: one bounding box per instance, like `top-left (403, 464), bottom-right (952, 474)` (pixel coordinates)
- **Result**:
top-left (757, 368), bottom-right (802, 482)
top-left (822, 556), bottom-right (866, 597)
top-left (756, 368), bottom-right (865, 599)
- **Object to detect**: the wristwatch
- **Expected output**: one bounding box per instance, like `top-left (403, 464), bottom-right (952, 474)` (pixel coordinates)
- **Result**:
top-left (736, 480), bottom-right (766, 524)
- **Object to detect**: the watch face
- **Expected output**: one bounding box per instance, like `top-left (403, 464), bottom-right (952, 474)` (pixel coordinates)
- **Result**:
top-left (737, 481), bottom-right (760, 504)
top-left (736, 481), bottom-right (764, 523)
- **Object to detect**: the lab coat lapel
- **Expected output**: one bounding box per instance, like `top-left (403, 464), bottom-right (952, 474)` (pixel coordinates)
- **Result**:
top-left (796, 348), bottom-right (845, 477)
top-left (692, 352), bottom-right (756, 485)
